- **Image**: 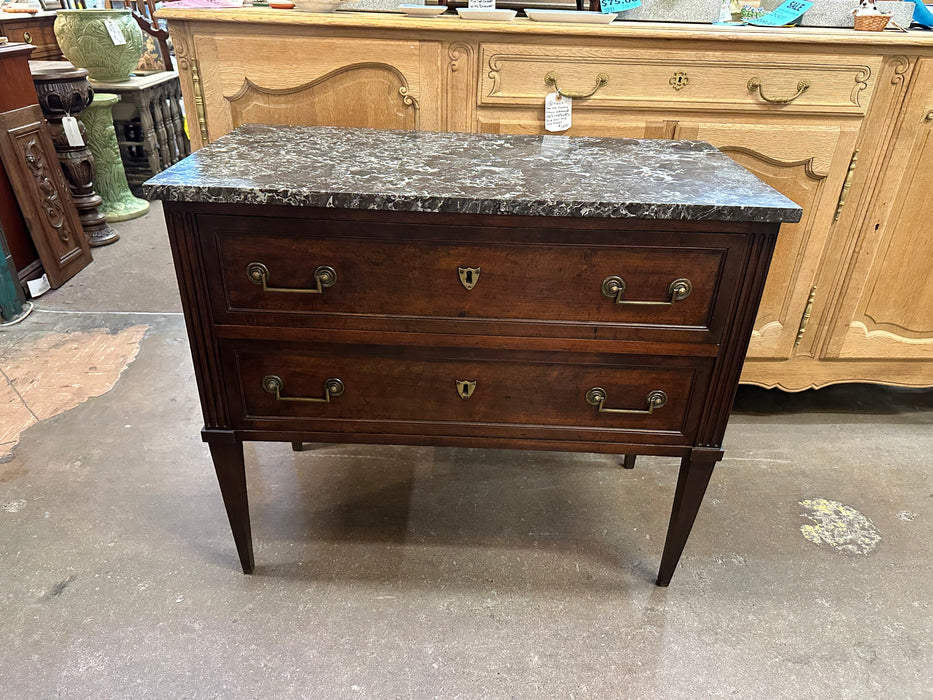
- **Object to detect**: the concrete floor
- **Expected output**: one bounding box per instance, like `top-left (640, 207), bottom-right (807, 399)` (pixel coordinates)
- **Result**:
top-left (0, 202), bottom-right (931, 698)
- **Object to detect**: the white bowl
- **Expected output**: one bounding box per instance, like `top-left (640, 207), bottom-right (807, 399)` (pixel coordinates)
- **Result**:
top-left (525, 9), bottom-right (618, 23)
top-left (398, 3), bottom-right (447, 15)
top-left (292, 0), bottom-right (342, 11)
top-left (455, 7), bottom-right (516, 20)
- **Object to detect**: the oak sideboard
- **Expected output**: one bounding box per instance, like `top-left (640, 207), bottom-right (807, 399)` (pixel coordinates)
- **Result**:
top-left (157, 8), bottom-right (933, 391)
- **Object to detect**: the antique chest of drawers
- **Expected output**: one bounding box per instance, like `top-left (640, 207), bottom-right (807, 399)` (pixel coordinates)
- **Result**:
top-left (145, 124), bottom-right (801, 586)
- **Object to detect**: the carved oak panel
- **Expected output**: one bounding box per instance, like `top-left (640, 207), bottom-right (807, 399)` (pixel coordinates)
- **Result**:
top-left (0, 105), bottom-right (92, 288)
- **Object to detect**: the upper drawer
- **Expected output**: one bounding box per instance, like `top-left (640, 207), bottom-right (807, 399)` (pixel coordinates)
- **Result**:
top-left (480, 44), bottom-right (881, 115)
top-left (200, 214), bottom-right (744, 344)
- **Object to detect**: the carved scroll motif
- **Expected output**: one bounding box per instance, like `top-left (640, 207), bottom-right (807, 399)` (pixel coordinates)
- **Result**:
top-left (850, 67), bottom-right (871, 107)
top-left (889, 56), bottom-right (911, 86)
top-left (22, 136), bottom-right (71, 245)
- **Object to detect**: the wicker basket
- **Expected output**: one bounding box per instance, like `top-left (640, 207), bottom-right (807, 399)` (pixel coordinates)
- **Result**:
top-left (853, 13), bottom-right (892, 31)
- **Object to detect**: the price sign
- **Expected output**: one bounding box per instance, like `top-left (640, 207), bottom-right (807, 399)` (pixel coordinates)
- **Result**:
top-left (746, 0), bottom-right (812, 25)
top-left (468, 0), bottom-right (495, 8)
top-left (600, 0), bottom-right (641, 13)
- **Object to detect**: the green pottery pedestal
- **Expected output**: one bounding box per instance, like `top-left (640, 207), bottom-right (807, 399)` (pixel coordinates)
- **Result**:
top-left (83, 93), bottom-right (149, 222)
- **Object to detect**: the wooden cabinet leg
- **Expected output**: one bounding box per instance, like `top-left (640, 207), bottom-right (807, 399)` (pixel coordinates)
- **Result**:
top-left (656, 455), bottom-right (716, 587)
top-left (205, 431), bottom-right (254, 574)
top-left (621, 454), bottom-right (636, 469)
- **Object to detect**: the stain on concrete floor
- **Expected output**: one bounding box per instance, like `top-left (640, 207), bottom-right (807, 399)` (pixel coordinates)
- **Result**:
top-left (0, 325), bottom-right (148, 459)
top-left (799, 498), bottom-right (882, 555)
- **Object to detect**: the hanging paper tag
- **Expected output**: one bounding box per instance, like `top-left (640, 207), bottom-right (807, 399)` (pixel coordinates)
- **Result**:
top-left (746, 0), bottom-right (812, 25)
top-left (545, 93), bottom-right (572, 133)
top-left (62, 116), bottom-right (84, 147)
top-left (468, 0), bottom-right (495, 8)
top-left (600, 0), bottom-right (641, 13)
top-left (104, 18), bottom-right (127, 45)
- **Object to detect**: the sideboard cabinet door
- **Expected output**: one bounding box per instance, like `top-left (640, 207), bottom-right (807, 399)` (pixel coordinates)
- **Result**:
top-left (173, 25), bottom-right (440, 148)
top-left (820, 57), bottom-right (933, 365)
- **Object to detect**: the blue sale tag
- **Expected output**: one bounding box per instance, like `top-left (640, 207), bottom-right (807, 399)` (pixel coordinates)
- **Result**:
top-left (913, 1), bottom-right (933, 27)
top-left (600, 0), bottom-right (642, 13)
top-left (747, 0), bottom-right (813, 25)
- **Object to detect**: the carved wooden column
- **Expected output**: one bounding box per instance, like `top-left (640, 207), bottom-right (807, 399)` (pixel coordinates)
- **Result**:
top-left (31, 63), bottom-right (120, 247)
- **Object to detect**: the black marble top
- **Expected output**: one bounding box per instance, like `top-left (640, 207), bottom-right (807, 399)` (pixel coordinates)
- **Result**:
top-left (143, 124), bottom-right (802, 223)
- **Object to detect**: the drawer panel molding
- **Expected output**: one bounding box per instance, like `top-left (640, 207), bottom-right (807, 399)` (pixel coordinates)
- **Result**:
top-left (481, 45), bottom-right (878, 114)
top-left (228, 343), bottom-right (707, 441)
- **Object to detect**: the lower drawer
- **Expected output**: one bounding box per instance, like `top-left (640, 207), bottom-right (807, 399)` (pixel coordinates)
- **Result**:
top-left (223, 342), bottom-right (710, 444)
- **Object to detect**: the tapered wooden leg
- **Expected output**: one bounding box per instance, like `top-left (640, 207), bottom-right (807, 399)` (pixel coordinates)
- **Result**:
top-left (205, 432), bottom-right (254, 574)
top-left (656, 455), bottom-right (716, 587)
top-left (291, 441), bottom-right (305, 452)
top-left (621, 454), bottom-right (636, 470)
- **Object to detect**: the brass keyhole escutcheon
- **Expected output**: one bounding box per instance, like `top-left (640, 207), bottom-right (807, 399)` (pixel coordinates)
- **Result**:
top-left (458, 266), bottom-right (480, 291)
top-left (669, 71), bottom-right (689, 91)
top-left (456, 379), bottom-right (477, 400)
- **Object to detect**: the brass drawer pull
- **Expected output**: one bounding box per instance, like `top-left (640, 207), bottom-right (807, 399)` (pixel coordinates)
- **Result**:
top-left (601, 276), bottom-right (692, 306)
top-left (23, 31), bottom-right (34, 44)
top-left (246, 262), bottom-right (337, 294)
top-left (747, 77), bottom-right (810, 105)
top-left (544, 71), bottom-right (609, 100)
top-left (262, 375), bottom-right (344, 403)
top-left (586, 388), bottom-right (668, 415)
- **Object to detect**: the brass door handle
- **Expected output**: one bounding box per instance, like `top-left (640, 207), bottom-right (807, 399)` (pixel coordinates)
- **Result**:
top-left (246, 262), bottom-right (336, 294)
top-left (585, 388), bottom-right (668, 415)
top-left (601, 276), bottom-right (692, 306)
top-left (747, 77), bottom-right (810, 104)
top-left (544, 71), bottom-right (609, 100)
top-left (262, 375), bottom-right (344, 403)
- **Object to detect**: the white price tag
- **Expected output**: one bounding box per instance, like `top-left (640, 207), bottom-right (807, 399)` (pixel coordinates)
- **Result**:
top-left (545, 92), bottom-right (572, 133)
top-left (468, 0), bottom-right (495, 8)
top-left (62, 116), bottom-right (84, 147)
top-left (26, 274), bottom-right (51, 298)
top-left (104, 18), bottom-right (126, 46)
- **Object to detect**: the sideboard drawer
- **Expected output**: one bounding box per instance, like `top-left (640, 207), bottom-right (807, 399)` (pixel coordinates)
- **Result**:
top-left (481, 44), bottom-right (878, 115)
top-left (226, 343), bottom-right (707, 442)
top-left (203, 216), bottom-right (737, 342)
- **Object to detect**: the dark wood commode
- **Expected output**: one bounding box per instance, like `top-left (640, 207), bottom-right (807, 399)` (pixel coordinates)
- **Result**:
top-left (145, 125), bottom-right (802, 586)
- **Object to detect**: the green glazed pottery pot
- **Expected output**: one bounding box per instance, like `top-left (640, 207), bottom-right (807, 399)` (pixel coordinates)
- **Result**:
top-left (53, 9), bottom-right (145, 82)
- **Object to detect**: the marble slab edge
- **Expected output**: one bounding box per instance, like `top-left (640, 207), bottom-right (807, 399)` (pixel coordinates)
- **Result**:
top-left (142, 187), bottom-right (802, 224)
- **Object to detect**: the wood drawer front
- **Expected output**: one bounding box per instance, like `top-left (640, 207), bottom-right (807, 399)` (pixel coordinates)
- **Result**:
top-left (481, 44), bottom-right (878, 115)
top-left (1, 20), bottom-right (60, 60)
top-left (204, 216), bottom-right (734, 342)
top-left (226, 343), bottom-right (706, 443)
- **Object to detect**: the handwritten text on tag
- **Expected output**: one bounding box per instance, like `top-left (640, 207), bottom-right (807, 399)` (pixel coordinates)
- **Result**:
top-left (545, 93), bottom-right (572, 133)
top-left (104, 18), bottom-right (127, 46)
